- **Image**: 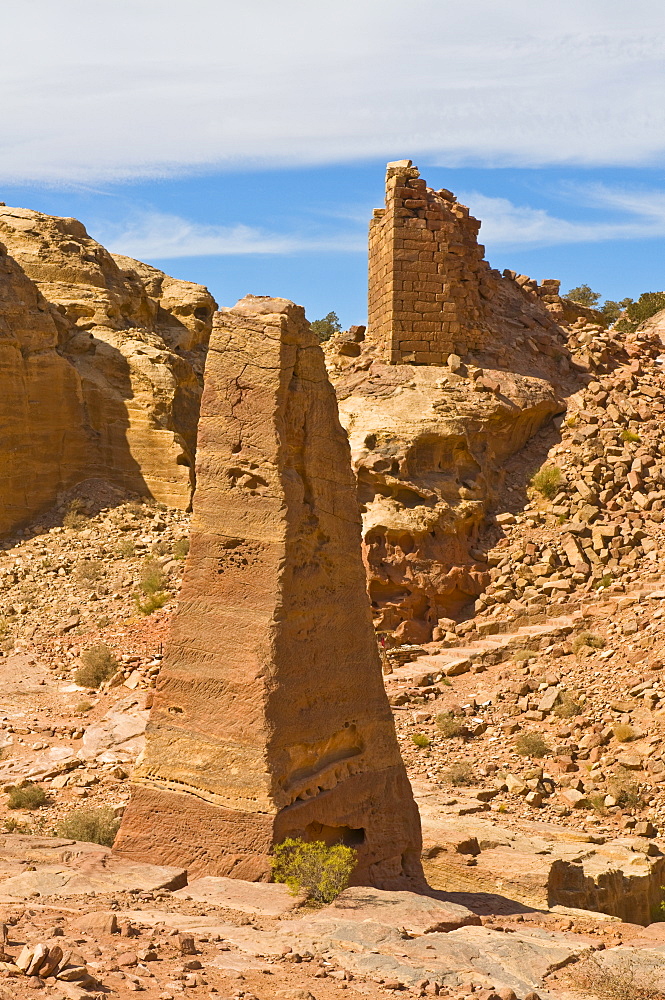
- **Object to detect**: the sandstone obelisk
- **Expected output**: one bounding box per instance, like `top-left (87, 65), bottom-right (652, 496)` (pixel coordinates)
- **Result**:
top-left (114, 295), bottom-right (422, 886)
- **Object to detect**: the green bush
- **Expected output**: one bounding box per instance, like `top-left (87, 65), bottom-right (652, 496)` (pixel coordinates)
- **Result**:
top-left (553, 691), bottom-right (582, 719)
top-left (572, 631), bottom-right (605, 654)
top-left (117, 538), bottom-right (136, 558)
top-left (63, 498), bottom-right (89, 530)
top-left (135, 559), bottom-right (169, 615)
top-left (607, 776), bottom-right (642, 809)
top-left (7, 783), bottom-right (46, 810)
top-left (173, 538), bottom-right (190, 560)
top-left (613, 723), bottom-right (637, 743)
top-left (74, 644), bottom-right (118, 688)
top-left (411, 733), bottom-right (430, 748)
top-left (74, 559), bottom-right (104, 588)
top-left (443, 762), bottom-right (476, 786)
top-left (140, 559), bottom-right (168, 596)
top-left (271, 838), bottom-right (357, 904)
top-left (531, 466), bottom-right (563, 500)
top-left (435, 712), bottom-right (466, 738)
top-left (513, 648), bottom-right (540, 663)
top-left (309, 311), bottom-right (342, 343)
top-left (135, 591), bottom-right (168, 616)
top-left (601, 297), bottom-right (633, 325)
top-left (515, 732), bottom-right (551, 758)
top-left (564, 284), bottom-right (601, 308)
top-left (615, 291), bottom-right (665, 333)
top-left (56, 806), bottom-right (120, 846)
top-left (621, 429), bottom-right (641, 443)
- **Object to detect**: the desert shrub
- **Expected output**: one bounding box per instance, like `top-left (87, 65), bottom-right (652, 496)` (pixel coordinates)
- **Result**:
top-left (7, 783), bottom-right (46, 810)
top-left (135, 591), bottom-right (169, 616)
top-left (173, 538), bottom-right (190, 560)
top-left (515, 732), bottom-right (551, 758)
top-left (140, 559), bottom-right (167, 596)
top-left (435, 712), bottom-right (466, 738)
top-left (134, 559), bottom-right (169, 615)
top-left (309, 311), bottom-right (342, 343)
top-left (594, 574), bottom-right (614, 591)
top-left (0, 617), bottom-right (14, 653)
top-left (74, 559), bottom-right (104, 588)
top-left (621, 429), bottom-right (641, 443)
top-left (531, 466), bottom-right (563, 500)
top-left (588, 792), bottom-right (608, 814)
top-left (565, 284), bottom-right (601, 308)
top-left (271, 838), bottom-right (356, 904)
top-left (566, 952), bottom-right (661, 1000)
top-left (443, 762), bottom-right (476, 786)
top-left (553, 691), bottom-right (583, 719)
top-left (75, 700), bottom-right (93, 713)
top-left (613, 723), bottom-right (637, 743)
top-left (117, 538), bottom-right (135, 558)
top-left (608, 775), bottom-right (642, 809)
top-left (3, 817), bottom-right (29, 833)
top-left (56, 806), bottom-right (120, 847)
top-left (63, 499), bottom-right (88, 530)
top-left (572, 631), bottom-right (605, 654)
top-left (411, 733), bottom-right (430, 748)
top-left (513, 648), bottom-right (540, 663)
top-left (74, 643), bottom-right (118, 688)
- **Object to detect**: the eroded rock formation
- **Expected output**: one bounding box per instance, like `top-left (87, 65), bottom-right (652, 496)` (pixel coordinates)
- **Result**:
top-left (333, 364), bottom-right (563, 639)
top-left (115, 295), bottom-right (422, 885)
top-left (0, 206), bottom-right (216, 534)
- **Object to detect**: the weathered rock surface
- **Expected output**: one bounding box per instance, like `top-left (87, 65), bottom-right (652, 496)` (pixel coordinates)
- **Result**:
top-left (0, 835), bottom-right (185, 900)
top-left (115, 295), bottom-right (422, 885)
top-left (333, 363), bottom-right (563, 632)
top-left (0, 206), bottom-right (216, 535)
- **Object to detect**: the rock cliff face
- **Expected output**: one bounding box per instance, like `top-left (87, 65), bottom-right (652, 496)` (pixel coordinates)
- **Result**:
top-left (115, 295), bottom-right (422, 886)
top-left (0, 206), bottom-right (216, 535)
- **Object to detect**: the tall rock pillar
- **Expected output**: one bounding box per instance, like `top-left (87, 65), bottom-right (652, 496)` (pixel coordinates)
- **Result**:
top-left (114, 295), bottom-right (422, 887)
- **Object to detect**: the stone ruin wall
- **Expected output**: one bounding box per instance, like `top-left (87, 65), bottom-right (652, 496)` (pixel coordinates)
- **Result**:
top-left (367, 159), bottom-right (585, 367)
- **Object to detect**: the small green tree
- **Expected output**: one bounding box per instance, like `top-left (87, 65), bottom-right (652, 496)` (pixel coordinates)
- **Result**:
top-left (564, 284), bottom-right (601, 308)
top-left (615, 291), bottom-right (665, 333)
top-left (601, 297), bottom-right (633, 324)
top-left (271, 838), bottom-right (357, 904)
top-left (310, 311), bottom-right (342, 342)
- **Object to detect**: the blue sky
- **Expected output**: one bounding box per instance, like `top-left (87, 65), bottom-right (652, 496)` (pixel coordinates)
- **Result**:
top-left (1, 1), bottom-right (664, 329)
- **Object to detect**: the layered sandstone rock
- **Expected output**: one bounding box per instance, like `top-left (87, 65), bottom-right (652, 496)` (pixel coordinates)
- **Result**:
top-left (115, 295), bottom-right (422, 885)
top-left (332, 364), bottom-right (563, 637)
top-left (0, 206), bottom-right (216, 534)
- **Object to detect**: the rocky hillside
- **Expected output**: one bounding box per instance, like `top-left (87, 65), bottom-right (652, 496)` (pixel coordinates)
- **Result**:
top-left (0, 206), bottom-right (216, 537)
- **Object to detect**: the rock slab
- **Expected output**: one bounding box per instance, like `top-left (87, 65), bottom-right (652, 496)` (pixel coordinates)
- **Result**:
top-left (115, 295), bottom-right (422, 885)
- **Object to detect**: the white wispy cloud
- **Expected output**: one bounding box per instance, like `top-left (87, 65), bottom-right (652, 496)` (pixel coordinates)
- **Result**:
top-left (96, 212), bottom-right (365, 259)
top-left (460, 186), bottom-right (665, 250)
top-left (0, 0), bottom-right (663, 182)
top-left (95, 184), bottom-right (665, 260)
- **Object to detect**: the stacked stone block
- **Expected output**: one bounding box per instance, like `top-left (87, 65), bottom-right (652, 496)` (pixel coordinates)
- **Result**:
top-left (368, 160), bottom-right (493, 365)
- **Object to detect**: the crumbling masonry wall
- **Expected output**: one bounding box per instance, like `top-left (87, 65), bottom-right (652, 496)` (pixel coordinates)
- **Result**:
top-left (368, 159), bottom-right (490, 364)
top-left (367, 160), bottom-right (568, 366)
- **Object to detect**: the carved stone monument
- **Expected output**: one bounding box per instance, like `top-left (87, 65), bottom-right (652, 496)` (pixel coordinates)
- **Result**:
top-left (114, 295), bottom-right (422, 886)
